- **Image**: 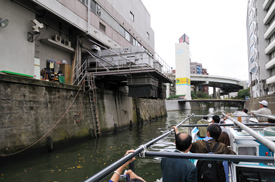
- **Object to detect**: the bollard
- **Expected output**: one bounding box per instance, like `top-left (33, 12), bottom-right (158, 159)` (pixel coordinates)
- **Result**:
top-left (129, 120), bottom-right (133, 129)
top-left (114, 123), bottom-right (117, 134)
top-left (46, 137), bottom-right (53, 152)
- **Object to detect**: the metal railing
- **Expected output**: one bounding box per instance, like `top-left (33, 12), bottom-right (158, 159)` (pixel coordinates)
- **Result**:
top-left (84, 37), bottom-right (172, 79)
top-left (84, 114), bottom-right (194, 182)
top-left (253, 113), bottom-right (275, 120)
top-left (222, 113), bottom-right (275, 152)
top-left (73, 60), bottom-right (87, 85)
top-left (84, 113), bottom-right (275, 182)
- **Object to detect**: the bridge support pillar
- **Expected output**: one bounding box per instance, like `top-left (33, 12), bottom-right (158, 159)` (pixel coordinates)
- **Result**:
top-left (213, 87), bottom-right (216, 99)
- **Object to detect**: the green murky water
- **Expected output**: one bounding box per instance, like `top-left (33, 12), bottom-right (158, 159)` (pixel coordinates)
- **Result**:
top-left (0, 107), bottom-right (239, 182)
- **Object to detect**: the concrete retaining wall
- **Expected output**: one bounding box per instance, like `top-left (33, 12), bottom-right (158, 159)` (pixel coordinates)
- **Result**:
top-left (244, 95), bottom-right (275, 113)
top-left (0, 74), bottom-right (166, 156)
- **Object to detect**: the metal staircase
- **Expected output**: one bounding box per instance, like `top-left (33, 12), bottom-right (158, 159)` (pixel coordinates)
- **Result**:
top-left (73, 57), bottom-right (101, 137)
top-left (86, 73), bottom-right (101, 137)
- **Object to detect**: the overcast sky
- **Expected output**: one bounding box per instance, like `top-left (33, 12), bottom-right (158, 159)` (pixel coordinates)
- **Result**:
top-left (141, 0), bottom-right (248, 81)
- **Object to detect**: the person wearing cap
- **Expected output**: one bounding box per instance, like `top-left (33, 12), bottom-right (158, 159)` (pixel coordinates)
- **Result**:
top-left (251, 100), bottom-right (272, 122)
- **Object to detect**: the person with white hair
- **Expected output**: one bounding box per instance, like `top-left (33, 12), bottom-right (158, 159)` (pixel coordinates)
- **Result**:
top-left (251, 100), bottom-right (272, 122)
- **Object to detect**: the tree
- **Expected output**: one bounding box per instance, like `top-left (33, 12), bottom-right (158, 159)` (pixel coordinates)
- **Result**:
top-left (235, 88), bottom-right (250, 100)
top-left (191, 91), bottom-right (210, 99)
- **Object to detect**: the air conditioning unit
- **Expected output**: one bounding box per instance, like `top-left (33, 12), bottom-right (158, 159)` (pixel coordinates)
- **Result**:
top-left (54, 34), bottom-right (62, 43)
top-left (91, 45), bottom-right (101, 51)
top-left (63, 39), bottom-right (71, 47)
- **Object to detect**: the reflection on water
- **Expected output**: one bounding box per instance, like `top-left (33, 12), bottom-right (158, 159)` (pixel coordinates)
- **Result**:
top-left (0, 107), bottom-right (239, 182)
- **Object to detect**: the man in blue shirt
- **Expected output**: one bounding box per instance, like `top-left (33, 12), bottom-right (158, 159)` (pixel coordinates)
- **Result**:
top-left (161, 128), bottom-right (197, 182)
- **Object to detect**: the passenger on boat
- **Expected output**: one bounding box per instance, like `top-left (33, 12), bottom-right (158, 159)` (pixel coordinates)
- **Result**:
top-left (224, 109), bottom-right (250, 124)
top-left (212, 115), bottom-right (221, 124)
top-left (240, 108), bottom-right (250, 123)
top-left (211, 115), bottom-right (228, 133)
top-left (109, 150), bottom-right (146, 182)
top-left (218, 132), bottom-right (231, 182)
top-left (161, 127), bottom-right (197, 182)
top-left (251, 100), bottom-right (272, 122)
top-left (197, 117), bottom-right (210, 138)
top-left (190, 124), bottom-right (236, 182)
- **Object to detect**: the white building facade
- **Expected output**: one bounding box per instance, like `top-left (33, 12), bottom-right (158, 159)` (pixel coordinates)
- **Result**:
top-left (247, 0), bottom-right (275, 97)
top-left (0, 0), bottom-right (155, 77)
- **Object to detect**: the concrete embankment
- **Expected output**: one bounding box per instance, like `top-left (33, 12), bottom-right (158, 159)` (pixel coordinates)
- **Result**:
top-left (0, 74), bottom-right (166, 157)
top-left (245, 95), bottom-right (275, 113)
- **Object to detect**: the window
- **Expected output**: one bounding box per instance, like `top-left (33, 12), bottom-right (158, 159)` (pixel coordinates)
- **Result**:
top-left (130, 11), bottom-right (134, 21)
top-left (269, 33), bottom-right (275, 43)
top-left (89, 1), bottom-right (147, 51)
top-left (251, 66), bottom-right (256, 73)
top-left (250, 56), bottom-right (255, 64)
top-left (119, 26), bottom-right (125, 37)
top-left (90, 0), bottom-right (96, 12)
top-left (270, 50), bottom-right (275, 59)
top-left (249, 22), bottom-right (256, 35)
top-left (79, 0), bottom-right (88, 6)
top-left (99, 22), bottom-right (106, 32)
top-left (146, 32), bottom-right (150, 40)
top-left (125, 31), bottom-right (130, 41)
top-left (132, 38), bottom-right (136, 46)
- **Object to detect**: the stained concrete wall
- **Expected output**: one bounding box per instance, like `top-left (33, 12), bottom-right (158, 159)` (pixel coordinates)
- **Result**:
top-left (0, 74), bottom-right (166, 156)
top-left (0, 74), bottom-right (92, 155)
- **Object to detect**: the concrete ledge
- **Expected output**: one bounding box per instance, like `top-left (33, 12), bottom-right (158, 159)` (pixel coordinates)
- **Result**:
top-left (0, 74), bottom-right (80, 91)
top-left (165, 100), bottom-right (191, 111)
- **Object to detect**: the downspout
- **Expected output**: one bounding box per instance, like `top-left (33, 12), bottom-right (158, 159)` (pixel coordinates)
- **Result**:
top-left (87, 0), bottom-right (91, 34)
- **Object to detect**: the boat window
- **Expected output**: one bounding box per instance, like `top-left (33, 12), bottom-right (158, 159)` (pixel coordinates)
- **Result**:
top-left (237, 167), bottom-right (275, 182)
top-left (238, 147), bottom-right (256, 155)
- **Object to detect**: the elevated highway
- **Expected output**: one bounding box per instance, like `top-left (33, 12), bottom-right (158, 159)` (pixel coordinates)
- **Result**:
top-left (190, 74), bottom-right (246, 95)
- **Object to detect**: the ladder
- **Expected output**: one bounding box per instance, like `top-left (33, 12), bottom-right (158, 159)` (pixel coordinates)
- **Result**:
top-left (87, 73), bottom-right (101, 137)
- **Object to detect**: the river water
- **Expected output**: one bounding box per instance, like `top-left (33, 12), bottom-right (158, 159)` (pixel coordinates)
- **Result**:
top-left (0, 107), bottom-right (239, 182)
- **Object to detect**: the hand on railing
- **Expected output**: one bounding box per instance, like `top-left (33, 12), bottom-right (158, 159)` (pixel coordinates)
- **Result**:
top-left (172, 126), bottom-right (179, 135)
top-left (110, 150), bottom-right (146, 182)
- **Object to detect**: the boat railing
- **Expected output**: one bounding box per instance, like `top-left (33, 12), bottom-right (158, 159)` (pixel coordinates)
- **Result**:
top-left (222, 113), bottom-right (275, 152)
top-left (253, 113), bottom-right (275, 120)
top-left (84, 114), bottom-right (195, 182)
top-left (144, 152), bottom-right (274, 163)
top-left (178, 123), bottom-right (275, 127)
top-left (193, 114), bottom-right (254, 118)
top-left (84, 113), bottom-right (275, 182)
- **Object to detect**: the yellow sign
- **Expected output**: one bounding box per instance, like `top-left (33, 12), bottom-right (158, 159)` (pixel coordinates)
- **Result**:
top-left (176, 77), bottom-right (190, 86)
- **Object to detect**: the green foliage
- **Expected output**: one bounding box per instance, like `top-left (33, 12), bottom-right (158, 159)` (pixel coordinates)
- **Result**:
top-left (234, 88), bottom-right (250, 100)
top-left (167, 95), bottom-right (186, 100)
top-left (191, 91), bottom-right (197, 99)
top-left (191, 91), bottom-right (210, 99)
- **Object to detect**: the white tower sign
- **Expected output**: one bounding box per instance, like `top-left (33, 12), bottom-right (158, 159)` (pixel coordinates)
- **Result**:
top-left (175, 34), bottom-right (191, 100)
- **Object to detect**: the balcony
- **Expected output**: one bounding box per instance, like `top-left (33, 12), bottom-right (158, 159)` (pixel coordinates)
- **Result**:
top-left (265, 39), bottom-right (275, 54)
top-left (264, 2), bottom-right (275, 25)
top-left (264, 19), bottom-right (275, 39)
top-left (266, 57), bottom-right (275, 69)
top-left (266, 75), bottom-right (275, 84)
top-left (263, 0), bottom-right (273, 10)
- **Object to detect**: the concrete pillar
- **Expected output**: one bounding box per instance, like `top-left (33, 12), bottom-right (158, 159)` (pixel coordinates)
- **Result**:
top-left (175, 39), bottom-right (191, 99)
top-left (213, 87), bottom-right (216, 99)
